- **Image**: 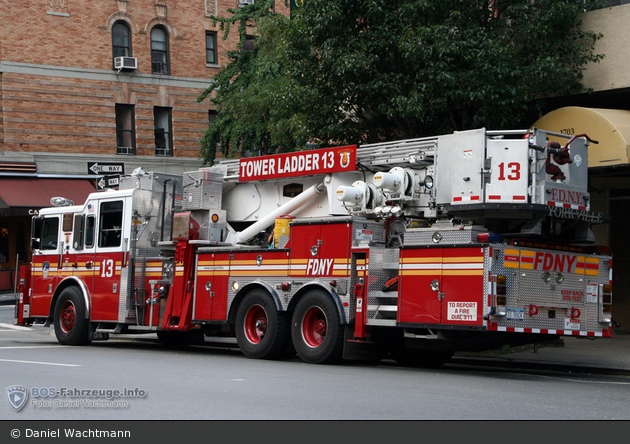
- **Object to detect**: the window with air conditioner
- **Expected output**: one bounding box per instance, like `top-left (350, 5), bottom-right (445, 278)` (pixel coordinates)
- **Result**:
top-left (115, 57), bottom-right (137, 70)
top-left (112, 21), bottom-right (132, 70)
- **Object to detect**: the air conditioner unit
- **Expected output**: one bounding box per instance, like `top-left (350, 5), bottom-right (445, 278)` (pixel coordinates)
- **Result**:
top-left (115, 57), bottom-right (137, 71)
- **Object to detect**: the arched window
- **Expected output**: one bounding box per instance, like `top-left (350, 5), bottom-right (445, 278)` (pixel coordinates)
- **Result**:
top-left (151, 26), bottom-right (169, 75)
top-left (112, 21), bottom-right (132, 63)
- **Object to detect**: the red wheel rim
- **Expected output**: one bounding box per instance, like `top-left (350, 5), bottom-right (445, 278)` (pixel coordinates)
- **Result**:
top-left (301, 306), bottom-right (327, 348)
top-left (243, 304), bottom-right (267, 344)
top-left (60, 300), bottom-right (76, 333)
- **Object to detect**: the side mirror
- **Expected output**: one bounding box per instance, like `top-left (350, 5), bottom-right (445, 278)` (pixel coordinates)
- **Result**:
top-left (31, 216), bottom-right (43, 251)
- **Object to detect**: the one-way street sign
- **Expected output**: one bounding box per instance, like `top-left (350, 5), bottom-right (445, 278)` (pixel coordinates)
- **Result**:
top-left (88, 162), bottom-right (125, 175)
top-left (97, 175), bottom-right (121, 190)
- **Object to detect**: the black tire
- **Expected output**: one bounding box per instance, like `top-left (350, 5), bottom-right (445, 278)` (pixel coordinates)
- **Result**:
top-left (235, 289), bottom-right (290, 360)
top-left (291, 290), bottom-right (344, 364)
top-left (53, 286), bottom-right (91, 345)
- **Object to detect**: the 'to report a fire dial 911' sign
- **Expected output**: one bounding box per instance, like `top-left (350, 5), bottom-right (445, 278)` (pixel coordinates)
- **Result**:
top-left (238, 145), bottom-right (357, 182)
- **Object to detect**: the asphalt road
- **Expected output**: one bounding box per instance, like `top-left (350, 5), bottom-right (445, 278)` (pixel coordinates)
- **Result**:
top-left (1, 305), bottom-right (630, 421)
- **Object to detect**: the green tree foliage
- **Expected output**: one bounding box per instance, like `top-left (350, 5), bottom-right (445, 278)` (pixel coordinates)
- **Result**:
top-left (197, 0), bottom-right (280, 165)
top-left (199, 0), bottom-right (603, 164)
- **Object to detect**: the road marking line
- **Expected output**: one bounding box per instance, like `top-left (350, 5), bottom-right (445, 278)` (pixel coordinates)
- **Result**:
top-left (0, 358), bottom-right (80, 367)
top-left (0, 345), bottom-right (64, 350)
top-left (0, 322), bottom-right (32, 331)
top-left (534, 374), bottom-right (630, 385)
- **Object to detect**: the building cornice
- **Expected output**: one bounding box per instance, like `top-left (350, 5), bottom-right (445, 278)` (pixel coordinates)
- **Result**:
top-left (0, 61), bottom-right (213, 89)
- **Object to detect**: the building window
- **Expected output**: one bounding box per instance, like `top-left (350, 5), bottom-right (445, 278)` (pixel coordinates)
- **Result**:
top-left (116, 104), bottom-right (136, 155)
top-left (0, 222), bottom-right (9, 268)
top-left (112, 21), bottom-right (132, 67)
top-left (154, 107), bottom-right (173, 156)
top-left (604, 1), bottom-right (630, 7)
top-left (242, 35), bottom-right (256, 51)
top-left (151, 26), bottom-right (170, 75)
top-left (237, 0), bottom-right (273, 11)
top-left (206, 32), bottom-right (218, 65)
top-left (0, 218), bottom-right (29, 275)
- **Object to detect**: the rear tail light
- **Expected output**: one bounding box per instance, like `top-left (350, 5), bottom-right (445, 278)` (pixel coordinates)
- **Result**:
top-left (495, 275), bottom-right (507, 316)
top-left (599, 284), bottom-right (612, 323)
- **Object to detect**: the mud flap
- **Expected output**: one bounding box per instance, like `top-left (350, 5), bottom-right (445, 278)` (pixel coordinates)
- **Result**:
top-left (89, 324), bottom-right (109, 341)
top-left (342, 325), bottom-right (378, 361)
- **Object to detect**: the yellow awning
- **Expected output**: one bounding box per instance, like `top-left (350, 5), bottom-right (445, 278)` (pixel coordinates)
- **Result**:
top-left (531, 107), bottom-right (630, 168)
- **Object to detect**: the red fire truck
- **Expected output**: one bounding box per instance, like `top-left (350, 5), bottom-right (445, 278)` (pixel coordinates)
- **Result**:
top-left (15, 127), bottom-right (613, 366)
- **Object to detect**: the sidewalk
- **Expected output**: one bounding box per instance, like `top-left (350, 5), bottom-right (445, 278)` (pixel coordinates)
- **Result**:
top-left (454, 333), bottom-right (630, 375)
top-left (0, 291), bottom-right (17, 306)
top-left (2, 290), bottom-right (628, 373)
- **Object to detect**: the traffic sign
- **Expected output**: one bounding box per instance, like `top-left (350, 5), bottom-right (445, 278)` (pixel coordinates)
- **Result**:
top-left (97, 175), bottom-right (121, 190)
top-left (88, 162), bottom-right (125, 175)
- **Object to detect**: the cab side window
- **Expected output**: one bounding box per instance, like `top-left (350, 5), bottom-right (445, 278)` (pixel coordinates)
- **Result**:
top-left (98, 201), bottom-right (123, 248)
top-left (85, 215), bottom-right (95, 248)
top-left (40, 217), bottom-right (60, 251)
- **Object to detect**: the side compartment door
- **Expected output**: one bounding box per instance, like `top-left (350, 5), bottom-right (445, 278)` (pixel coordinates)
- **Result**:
top-left (289, 221), bottom-right (351, 279)
top-left (193, 251), bottom-right (231, 321)
top-left (398, 247), bottom-right (443, 325)
top-left (289, 223), bottom-right (321, 278)
top-left (93, 198), bottom-right (128, 321)
top-left (439, 247), bottom-right (486, 326)
top-left (320, 223), bottom-right (351, 278)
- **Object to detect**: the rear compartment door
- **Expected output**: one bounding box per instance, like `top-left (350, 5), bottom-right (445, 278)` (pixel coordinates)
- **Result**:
top-left (398, 246), bottom-right (487, 326)
top-left (439, 247), bottom-right (486, 326)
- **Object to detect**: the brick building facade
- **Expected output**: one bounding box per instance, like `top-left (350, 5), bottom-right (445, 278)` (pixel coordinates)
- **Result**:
top-left (0, 0), bottom-right (289, 288)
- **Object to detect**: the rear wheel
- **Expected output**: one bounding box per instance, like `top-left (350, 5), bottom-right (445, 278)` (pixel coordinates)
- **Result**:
top-left (53, 286), bottom-right (91, 345)
top-left (235, 289), bottom-right (290, 360)
top-left (291, 290), bottom-right (344, 364)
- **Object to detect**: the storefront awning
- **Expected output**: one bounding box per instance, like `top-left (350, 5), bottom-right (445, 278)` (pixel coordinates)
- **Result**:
top-left (0, 177), bottom-right (96, 217)
top-left (532, 107), bottom-right (630, 169)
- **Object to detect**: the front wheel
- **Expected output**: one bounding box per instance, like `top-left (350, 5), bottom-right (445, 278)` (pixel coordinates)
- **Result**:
top-left (235, 289), bottom-right (290, 360)
top-left (53, 286), bottom-right (91, 345)
top-left (291, 290), bottom-right (344, 364)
